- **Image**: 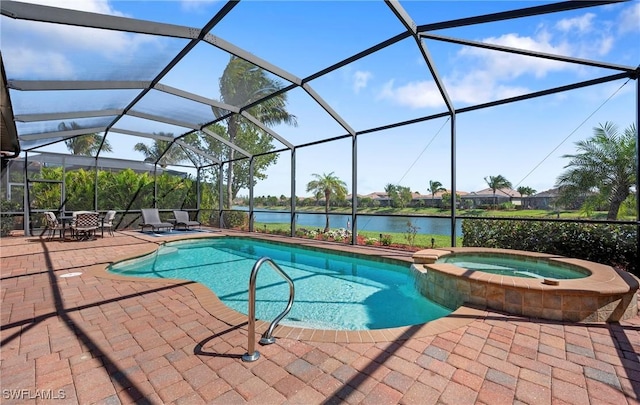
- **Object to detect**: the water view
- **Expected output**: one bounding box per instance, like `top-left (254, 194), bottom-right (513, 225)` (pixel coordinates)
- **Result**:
top-left (234, 207), bottom-right (462, 237)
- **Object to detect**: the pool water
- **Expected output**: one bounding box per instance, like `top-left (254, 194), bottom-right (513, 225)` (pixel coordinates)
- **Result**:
top-left (109, 237), bottom-right (452, 330)
top-left (436, 254), bottom-right (589, 279)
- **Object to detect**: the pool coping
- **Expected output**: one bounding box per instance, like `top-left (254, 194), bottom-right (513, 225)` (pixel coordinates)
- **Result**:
top-left (88, 230), bottom-right (484, 343)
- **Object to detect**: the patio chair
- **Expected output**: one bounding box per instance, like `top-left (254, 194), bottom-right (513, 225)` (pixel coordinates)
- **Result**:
top-left (70, 210), bottom-right (93, 238)
top-left (71, 212), bottom-right (100, 241)
top-left (172, 210), bottom-right (201, 230)
top-left (140, 208), bottom-right (173, 233)
top-left (100, 210), bottom-right (116, 236)
top-left (43, 211), bottom-right (65, 240)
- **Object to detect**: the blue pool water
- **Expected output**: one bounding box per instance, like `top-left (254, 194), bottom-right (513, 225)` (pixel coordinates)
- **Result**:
top-left (108, 237), bottom-right (452, 330)
top-left (436, 254), bottom-right (589, 279)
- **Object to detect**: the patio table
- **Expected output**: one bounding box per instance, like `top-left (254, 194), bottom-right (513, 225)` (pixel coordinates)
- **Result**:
top-left (59, 214), bottom-right (105, 240)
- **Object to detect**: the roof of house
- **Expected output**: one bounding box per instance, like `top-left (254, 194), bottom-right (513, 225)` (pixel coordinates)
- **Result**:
top-left (468, 187), bottom-right (521, 198)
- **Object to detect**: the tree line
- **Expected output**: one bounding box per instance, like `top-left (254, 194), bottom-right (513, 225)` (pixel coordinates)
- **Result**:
top-left (301, 122), bottom-right (637, 231)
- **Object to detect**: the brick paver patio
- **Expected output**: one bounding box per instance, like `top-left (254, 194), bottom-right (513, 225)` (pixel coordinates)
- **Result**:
top-left (1, 230), bottom-right (639, 404)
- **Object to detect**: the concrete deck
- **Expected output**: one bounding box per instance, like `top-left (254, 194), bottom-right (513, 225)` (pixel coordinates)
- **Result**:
top-left (1, 229), bottom-right (639, 404)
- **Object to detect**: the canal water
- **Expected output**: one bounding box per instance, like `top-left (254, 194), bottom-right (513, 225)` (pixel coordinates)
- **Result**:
top-left (239, 208), bottom-right (462, 237)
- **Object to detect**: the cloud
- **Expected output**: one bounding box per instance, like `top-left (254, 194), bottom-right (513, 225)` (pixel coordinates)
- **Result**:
top-left (618, 2), bottom-right (640, 34)
top-left (376, 28), bottom-right (577, 109)
top-left (444, 71), bottom-right (530, 105)
top-left (7, 0), bottom-right (141, 54)
top-left (555, 13), bottom-right (596, 33)
top-left (8, 48), bottom-right (74, 79)
top-left (375, 59), bottom-right (533, 109)
top-left (376, 5), bottom-right (635, 110)
top-left (427, 32), bottom-right (568, 105)
top-left (596, 35), bottom-right (614, 56)
top-left (547, 12), bottom-right (615, 59)
top-left (17, 0), bottom-right (125, 16)
top-left (352, 71), bottom-right (372, 94)
top-left (3, 0), bottom-right (162, 78)
top-left (460, 32), bottom-right (572, 79)
top-left (377, 79), bottom-right (445, 109)
top-left (379, 6), bottom-right (631, 110)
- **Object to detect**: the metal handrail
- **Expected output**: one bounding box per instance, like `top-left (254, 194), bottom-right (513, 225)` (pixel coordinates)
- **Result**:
top-left (242, 257), bottom-right (295, 362)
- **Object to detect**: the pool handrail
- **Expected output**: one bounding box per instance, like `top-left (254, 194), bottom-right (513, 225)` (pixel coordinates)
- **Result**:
top-left (243, 256), bottom-right (295, 362)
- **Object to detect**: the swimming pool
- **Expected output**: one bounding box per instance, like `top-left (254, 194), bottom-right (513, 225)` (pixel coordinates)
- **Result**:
top-left (108, 237), bottom-right (452, 330)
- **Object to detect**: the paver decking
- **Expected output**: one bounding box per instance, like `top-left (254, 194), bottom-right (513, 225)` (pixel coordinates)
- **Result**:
top-left (1, 230), bottom-right (639, 404)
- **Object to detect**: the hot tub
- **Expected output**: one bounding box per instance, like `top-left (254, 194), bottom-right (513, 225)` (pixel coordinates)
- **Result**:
top-left (411, 247), bottom-right (638, 322)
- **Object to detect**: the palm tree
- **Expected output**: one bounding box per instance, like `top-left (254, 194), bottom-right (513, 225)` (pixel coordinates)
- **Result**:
top-left (384, 183), bottom-right (397, 207)
top-left (484, 175), bottom-right (512, 207)
top-left (384, 183), bottom-right (396, 195)
top-left (556, 122), bottom-right (636, 220)
top-left (517, 186), bottom-right (536, 197)
top-left (134, 133), bottom-right (186, 167)
top-left (427, 180), bottom-right (446, 207)
top-left (517, 186), bottom-right (536, 209)
top-left (215, 56), bottom-right (297, 208)
top-left (59, 122), bottom-right (112, 156)
top-left (306, 172), bottom-right (347, 232)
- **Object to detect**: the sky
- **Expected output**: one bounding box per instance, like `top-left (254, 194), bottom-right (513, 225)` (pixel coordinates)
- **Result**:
top-left (2, 0), bottom-right (639, 197)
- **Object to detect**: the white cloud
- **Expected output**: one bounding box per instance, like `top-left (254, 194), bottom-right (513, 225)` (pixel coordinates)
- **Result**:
top-left (3, 0), bottom-right (162, 78)
top-left (9, 48), bottom-right (74, 79)
top-left (352, 71), bottom-right (372, 94)
top-left (618, 2), bottom-right (640, 34)
top-left (597, 35), bottom-right (614, 56)
top-left (377, 79), bottom-right (445, 109)
top-left (7, 0), bottom-right (142, 54)
top-left (372, 6), bottom-right (628, 111)
top-left (460, 33), bottom-right (572, 79)
top-left (443, 70), bottom-right (530, 105)
top-left (555, 13), bottom-right (596, 33)
top-left (375, 29), bottom-right (579, 108)
top-left (17, 0), bottom-right (124, 16)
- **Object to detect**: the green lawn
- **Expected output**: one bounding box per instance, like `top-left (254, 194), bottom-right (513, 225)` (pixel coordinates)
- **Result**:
top-left (255, 222), bottom-right (462, 249)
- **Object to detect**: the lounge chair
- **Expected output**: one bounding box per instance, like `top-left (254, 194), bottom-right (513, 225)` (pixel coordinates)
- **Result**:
top-left (140, 208), bottom-right (173, 233)
top-left (172, 210), bottom-right (201, 230)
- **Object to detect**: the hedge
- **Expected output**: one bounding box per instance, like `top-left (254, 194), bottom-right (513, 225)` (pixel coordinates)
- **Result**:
top-left (462, 219), bottom-right (638, 276)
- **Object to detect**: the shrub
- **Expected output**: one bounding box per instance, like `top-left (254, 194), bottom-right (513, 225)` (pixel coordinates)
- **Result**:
top-left (380, 234), bottom-right (393, 246)
top-left (325, 228), bottom-right (351, 242)
top-left (210, 211), bottom-right (248, 229)
top-left (500, 202), bottom-right (516, 210)
top-left (0, 199), bottom-right (20, 237)
top-left (462, 219), bottom-right (638, 276)
top-left (404, 221), bottom-right (420, 247)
